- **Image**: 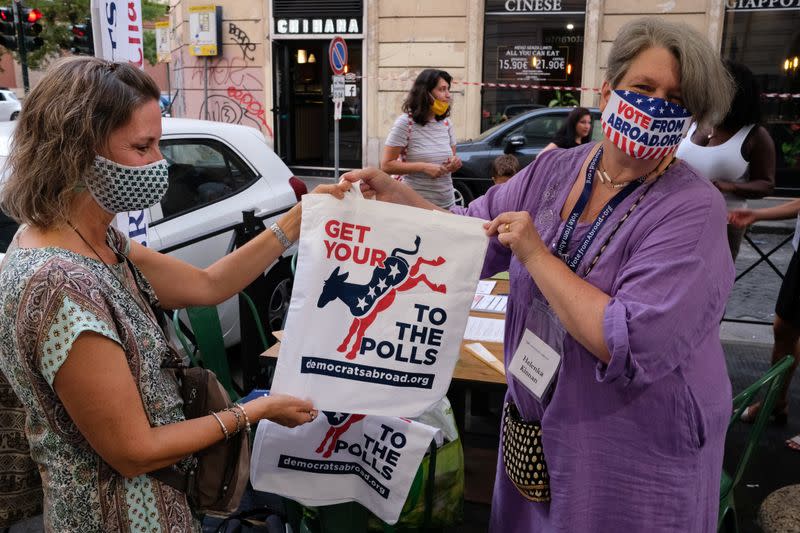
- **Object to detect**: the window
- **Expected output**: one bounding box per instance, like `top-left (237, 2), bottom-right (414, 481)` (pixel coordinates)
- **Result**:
top-left (722, 6), bottom-right (800, 194)
top-left (156, 139), bottom-right (257, 220)
top-left (481, 0), bottom-right (587, 132)
top-left (0, 93), bottom-right (7, 102)
top-left (502, 112), bottom-right (602, 146)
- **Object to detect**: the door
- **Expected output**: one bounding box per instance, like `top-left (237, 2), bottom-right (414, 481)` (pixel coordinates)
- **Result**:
top-left (272, 39), bottom-right (363, 170)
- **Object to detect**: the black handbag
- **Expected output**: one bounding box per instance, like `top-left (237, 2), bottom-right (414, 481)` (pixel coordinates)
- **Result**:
top-left (501, 401), bottom-right (551, 502)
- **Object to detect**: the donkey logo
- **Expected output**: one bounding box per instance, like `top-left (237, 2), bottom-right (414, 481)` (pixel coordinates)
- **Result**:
top-left (315, 412), bottom-right (366, 459)
top-left (317, 235), bottom-right (446, 360)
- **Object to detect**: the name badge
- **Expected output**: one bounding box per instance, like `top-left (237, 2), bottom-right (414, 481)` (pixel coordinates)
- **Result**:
top-left (508, 329), bottom-right (561, 401)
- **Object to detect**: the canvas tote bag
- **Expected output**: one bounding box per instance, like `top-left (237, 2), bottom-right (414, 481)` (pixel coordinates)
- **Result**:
top-left (270, 188), bottom-right (488, 417)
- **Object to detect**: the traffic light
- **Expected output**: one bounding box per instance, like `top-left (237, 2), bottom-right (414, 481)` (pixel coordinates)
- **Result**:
top-left (21, 7), bottom-right (42, 52)
top-left (0, 7), bottom-right (16, 51)
top-left (70, 21), bottom-right (92, 56)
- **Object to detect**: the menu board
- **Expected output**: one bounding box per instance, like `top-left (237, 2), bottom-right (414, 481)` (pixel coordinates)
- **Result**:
top-left (497, 44), bottom-right (569, 82)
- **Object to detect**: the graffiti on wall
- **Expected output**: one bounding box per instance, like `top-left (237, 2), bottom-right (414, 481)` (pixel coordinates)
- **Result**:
top-left (228, 22), bottom-right (256, 61)
top-left (178, 19), bottom-right (272, 139)
top-left (198, 87), bottom-right (273, 138)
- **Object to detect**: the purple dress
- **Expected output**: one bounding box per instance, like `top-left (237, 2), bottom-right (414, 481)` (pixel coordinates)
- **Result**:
top-left (456, 143), bottom-right (734, 532)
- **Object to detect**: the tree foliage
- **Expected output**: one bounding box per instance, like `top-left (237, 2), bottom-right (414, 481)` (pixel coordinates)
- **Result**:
top-left (1, 0), bottom-right (167, 69)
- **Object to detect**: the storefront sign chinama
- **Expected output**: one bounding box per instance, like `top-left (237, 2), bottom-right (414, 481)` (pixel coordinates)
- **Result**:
top-left (275, 18), bottom-right (360, 34)
top-left (726, 0), bottom-right (800, 9)
top-left (270, 190), bottom-right (488, 417)
top-left (251, 414), bottom-right (441, 524)
top-left (90, 0), bottom-right (150, 247)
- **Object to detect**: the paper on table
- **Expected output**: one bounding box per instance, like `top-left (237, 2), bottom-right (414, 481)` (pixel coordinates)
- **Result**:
top-left (464, 316), bottom-right (505, 343)
top-left (471, 294), bottom-right (508, 314)
top-left (491, 271), bottom-right (509, 280)
top-left (464, 342), bottom-right (506, 376)
top-left (476, 280), bottom-right (496, 294)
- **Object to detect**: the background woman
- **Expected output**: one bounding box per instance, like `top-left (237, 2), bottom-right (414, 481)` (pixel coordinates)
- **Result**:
top-left (541, 106), bottom-right (593, 153)
top-left (345, 17), bottom-right (734, 532)
top-left (0, 57), bottom-right (346, 531)
top-left (730, 200), bottom-right (800, 450)
top-left (676, 61), bottom-right (775, 260)
top-left (381, 68), bottom-right (461, 209)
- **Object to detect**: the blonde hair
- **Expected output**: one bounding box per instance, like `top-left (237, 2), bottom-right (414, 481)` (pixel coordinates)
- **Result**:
top-left (606, 17), bottom-right (734, 126)
top-left (1, 56), bottom-right (160, 229)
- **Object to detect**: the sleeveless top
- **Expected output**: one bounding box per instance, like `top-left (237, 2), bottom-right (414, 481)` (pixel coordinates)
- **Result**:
top-left (676, 122), bottom-right (756, 209)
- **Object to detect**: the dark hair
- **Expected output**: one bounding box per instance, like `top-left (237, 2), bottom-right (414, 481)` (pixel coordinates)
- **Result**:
top-left (720, 61), bottom-right (762, 131)
top-left (551, 107), bottom-right (591, 149)
top-left (402, 69), bottom-right (452, 125)
top-left (491, 154), bottom-right (520, 178)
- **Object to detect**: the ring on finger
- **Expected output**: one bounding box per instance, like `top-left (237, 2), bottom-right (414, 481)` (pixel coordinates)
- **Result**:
top-left (504, 223), bottom-right (510, 233)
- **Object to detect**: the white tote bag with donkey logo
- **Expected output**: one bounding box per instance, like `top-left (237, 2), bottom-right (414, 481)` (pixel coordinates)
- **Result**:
top-left (270, 189), bottom-right (488, 417)
top-left (250, 413), bottom-right (441, 525)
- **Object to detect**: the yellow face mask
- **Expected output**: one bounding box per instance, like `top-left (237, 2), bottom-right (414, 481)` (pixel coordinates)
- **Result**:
top-left (430, 95), bottom-right (450, 116)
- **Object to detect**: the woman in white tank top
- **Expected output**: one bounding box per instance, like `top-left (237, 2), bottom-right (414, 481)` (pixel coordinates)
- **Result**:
top-left (676, 61), bottom-right (775, 260)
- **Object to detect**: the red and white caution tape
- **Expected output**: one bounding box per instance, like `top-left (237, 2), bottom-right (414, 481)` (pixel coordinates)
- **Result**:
top-left (354, 74), bottom-right (800, 100)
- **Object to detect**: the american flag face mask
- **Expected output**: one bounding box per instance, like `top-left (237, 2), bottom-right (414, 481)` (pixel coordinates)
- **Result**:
top-left (600, 90), bottom-right (692, 160)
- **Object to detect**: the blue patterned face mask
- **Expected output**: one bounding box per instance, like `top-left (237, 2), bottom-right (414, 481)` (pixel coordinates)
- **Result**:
top-left (85, 154), bottom-right (169, 214)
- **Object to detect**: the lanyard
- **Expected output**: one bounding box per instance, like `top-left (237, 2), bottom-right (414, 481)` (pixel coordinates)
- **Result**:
top-left (556, 147), bottom-right (645, 272)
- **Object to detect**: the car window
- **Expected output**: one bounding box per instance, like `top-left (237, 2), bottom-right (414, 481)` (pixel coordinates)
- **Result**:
top-left (0, 93), bottom-right (6, 102)
top-left (155, 139), bottom-right (258, 221)
top-left (505, 114), bottom-right (564, 145)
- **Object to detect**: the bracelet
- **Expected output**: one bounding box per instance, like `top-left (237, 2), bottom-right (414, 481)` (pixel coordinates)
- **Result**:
top-left (235, 403), bottom-right (252, 434)
top-left (224, 407), bottom-right (243, 434)
top-left (210, 411), bottom-right (229, 440)
top-left (269, 222), bottom-right (293, 250)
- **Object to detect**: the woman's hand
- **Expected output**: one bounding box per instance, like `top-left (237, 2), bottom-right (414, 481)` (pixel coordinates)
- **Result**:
top-left (422, 163), bottom-right (448, 178)
top-left (341, 167), bottom-right (401, 203)
top-left (728, 208), bottom-right (757, 228)
top-left (340, 167), bottom-right (446, 211)
top-left (248, 393), bottom-right (318, 428)
top-left (485, 211), bottom-right (547, 267)
top-left (278, 181), bottom-right (354, 242)
top-left (444, 156), bottom-right (462, 173)
top-left (311, 180), bottom-right (353, 198)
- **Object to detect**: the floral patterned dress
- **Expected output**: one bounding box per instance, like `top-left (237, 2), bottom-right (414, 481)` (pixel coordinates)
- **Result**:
top-left (0, 228), bottom-right (199, 532)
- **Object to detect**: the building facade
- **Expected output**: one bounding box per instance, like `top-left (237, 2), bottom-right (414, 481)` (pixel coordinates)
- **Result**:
top-left (164, 0), bottom-right (799, 183)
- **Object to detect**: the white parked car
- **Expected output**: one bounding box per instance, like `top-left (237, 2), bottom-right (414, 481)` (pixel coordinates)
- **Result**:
top-left (0, 89), bottom-right (20, 121)
top-left (0, 118), bottom-right (305, 347)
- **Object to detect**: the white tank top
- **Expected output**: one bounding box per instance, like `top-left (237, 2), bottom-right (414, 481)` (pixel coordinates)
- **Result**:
top-left (676, 123), bottom-right (756, 209)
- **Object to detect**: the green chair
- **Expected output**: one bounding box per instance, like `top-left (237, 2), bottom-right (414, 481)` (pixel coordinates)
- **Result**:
top-left (718, 355), bottom-right (794, 533)
top-left (171, 292), bottom-right (270, 401)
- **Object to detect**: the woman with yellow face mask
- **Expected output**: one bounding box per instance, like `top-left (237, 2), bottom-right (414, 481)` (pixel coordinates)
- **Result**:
top-left (381, 69), bottom-right (462, 208)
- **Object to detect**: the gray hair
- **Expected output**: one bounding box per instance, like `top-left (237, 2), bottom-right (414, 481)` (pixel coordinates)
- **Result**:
top-left (605, 17), bottom-right (733, 126)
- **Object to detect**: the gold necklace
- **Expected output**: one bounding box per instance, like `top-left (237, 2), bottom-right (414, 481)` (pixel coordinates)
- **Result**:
top-left (598, 157), bottom-right (672, 190)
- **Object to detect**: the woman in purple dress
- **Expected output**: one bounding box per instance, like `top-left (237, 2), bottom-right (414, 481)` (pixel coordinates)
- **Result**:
top-left (345, 17), bottom-right (735, 532)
